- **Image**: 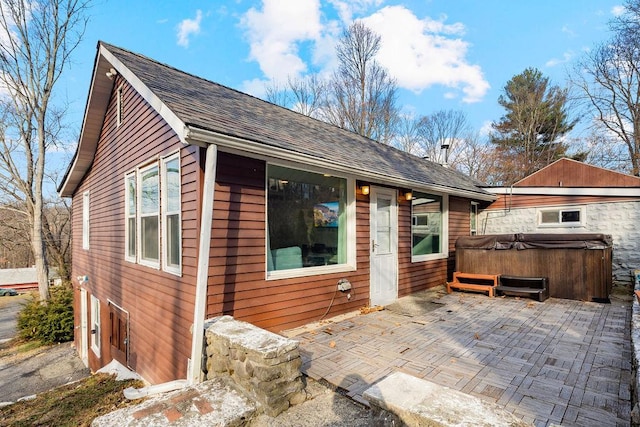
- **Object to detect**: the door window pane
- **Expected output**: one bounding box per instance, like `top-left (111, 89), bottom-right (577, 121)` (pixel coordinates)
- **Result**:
top-left (376, 197), bottom-right (391, 253)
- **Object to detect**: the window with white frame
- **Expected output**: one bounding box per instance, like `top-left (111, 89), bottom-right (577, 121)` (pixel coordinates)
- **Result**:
top-left (266, 164), bottom-right (355, 278)
top-left (470, 202), bottom-right (478, 235)
top-left (125, 173), bottom-right (136, 262)
top-left (538, 206), bottom-right (584, 228)
top-left (90, 295), bottom-right (100, 356)
top-left (162, 154), bottom-right (181, 274)
top-left (139, 164), bottom-right (160, 266)
top-left (116, 85), bottom-right (123, 127)
top-left (125, 153), bottom-right (181, 274)
top-left (82, 191), bottom-right (90, 250)
top-left (411, 191), bottom-right (448, 261)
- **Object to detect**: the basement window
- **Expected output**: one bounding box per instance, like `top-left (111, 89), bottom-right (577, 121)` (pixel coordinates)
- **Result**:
top-left (538, 206), bottom-right (584, 228)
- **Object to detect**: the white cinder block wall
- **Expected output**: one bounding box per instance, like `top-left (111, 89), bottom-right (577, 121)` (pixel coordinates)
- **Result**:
top-left (478, 201), bottom-right (640, 284)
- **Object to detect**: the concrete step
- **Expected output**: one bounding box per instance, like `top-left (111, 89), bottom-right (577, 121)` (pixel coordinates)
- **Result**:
top-left (91, 377), bottom-right (257, 426)
top-left (363, 372), bottom-right (532, 427)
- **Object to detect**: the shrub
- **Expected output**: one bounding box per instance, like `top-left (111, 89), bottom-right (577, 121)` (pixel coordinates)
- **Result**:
top-left (17, 284), bottom-right (74, 344)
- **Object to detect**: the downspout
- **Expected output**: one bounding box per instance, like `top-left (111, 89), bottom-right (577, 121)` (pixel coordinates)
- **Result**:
top-left (124, 143), bottom-right (218, 399)
top-left (189, 143), bottom-right (217, 385)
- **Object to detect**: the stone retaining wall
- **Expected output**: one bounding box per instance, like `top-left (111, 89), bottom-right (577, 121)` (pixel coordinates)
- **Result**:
top-left (204, 315), bottom-right (306, 417)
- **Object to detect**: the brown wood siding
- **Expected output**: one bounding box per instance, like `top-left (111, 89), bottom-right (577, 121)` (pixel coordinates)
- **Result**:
top-left (206, 156), bottom-right (373, 332)
top-left (516, 158), bottom-right (640, 187)
top-left (71, 75), bottom-right (200, 384)
top-left (485, 194), bottom-right (640, 211)
top-left (205, 167), bottom-right (477, 333)
top-left (397, 195), bottom-right (471, 295)
top-left (447, 197), bottom-right (472, 277)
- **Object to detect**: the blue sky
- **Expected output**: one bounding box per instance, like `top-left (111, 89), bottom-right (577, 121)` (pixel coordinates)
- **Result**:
top-left (60, 0), bottom-right (622, 158)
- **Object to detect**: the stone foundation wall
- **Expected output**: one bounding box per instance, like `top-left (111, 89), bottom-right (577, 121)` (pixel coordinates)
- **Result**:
top-left (204, 316), bottom-right (306, 417)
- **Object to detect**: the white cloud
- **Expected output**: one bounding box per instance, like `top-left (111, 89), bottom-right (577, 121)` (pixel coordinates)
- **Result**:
top-left (241, 0), bottom-right (322, 81)
top-left (479, 120), bottom-right (494, 136)
top-left (561, 25), bottom-right (575, 37)
top-left (546, 51), bottom-right (574, 67)
top-left (611, 5), bottom-right (626, 16)
top-left (362, 6), bottom-right (489, 103)
top-left (239, 2), bottom-right (488, 103)
top-left (327, 0), bottom-right (383, 24)
top-left (177, 10), bottom-right (203, 48)
top-left (241, 77), bottom-right (270, 98)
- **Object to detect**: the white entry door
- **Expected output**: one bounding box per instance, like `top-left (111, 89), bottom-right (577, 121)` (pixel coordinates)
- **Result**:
top-left (79, 288), bottom-right (88, 366)
top-left (369, 186), bottom-right (398, 306)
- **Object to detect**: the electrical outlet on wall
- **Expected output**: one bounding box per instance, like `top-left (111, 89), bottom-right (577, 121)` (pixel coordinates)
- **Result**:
top-left (337, 279), bottom-right (351, 292)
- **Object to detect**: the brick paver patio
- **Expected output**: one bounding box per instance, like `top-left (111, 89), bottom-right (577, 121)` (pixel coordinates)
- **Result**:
top-left (289, 288), bottom-right (632, 426)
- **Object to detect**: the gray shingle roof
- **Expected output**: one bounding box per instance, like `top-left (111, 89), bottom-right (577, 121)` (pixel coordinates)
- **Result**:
top-left (104, 43), bottom-right (490, 198)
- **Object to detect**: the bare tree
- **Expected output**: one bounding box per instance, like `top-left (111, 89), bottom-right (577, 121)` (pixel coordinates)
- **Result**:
top-left (324, 21), bottom-right (399, 144)
top-left (572, 0), bottom-right (640, 176)
top-left (0, 203), bottom-right (32, 268)
top-left (393, 114), bottom-right (423, 155)
top-left (265, 74), bottom-right (328, 119)
top-left (448, 131), bottom-right (498, 184)
top-left (43, 198), bottom-right (71, 281)
top-left (264, 80), bottom-right (290, 109)
top-left (0, 0), bottom-right (90, 300)
top-left (417, 110), bottom-right (470, 164)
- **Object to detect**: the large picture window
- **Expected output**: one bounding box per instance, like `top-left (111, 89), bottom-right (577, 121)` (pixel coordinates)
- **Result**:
top-left (411, 191), bottom-right (448, 260)
top-left (267, 165), bottom-right (352, 276)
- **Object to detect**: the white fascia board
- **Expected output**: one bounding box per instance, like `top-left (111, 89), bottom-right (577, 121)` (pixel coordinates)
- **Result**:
top-left (487, 186), bottom-right (640, 197)
top-left (184, 126), bottom-right (496, 202)
top-left (99, 45), bottom-right (189, 145)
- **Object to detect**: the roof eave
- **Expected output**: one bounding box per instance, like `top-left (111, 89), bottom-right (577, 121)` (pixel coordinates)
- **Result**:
top-left (184, 125), bottom-right (496, 202)
top-left (58, 47), bottom-right (113, 197)
top-left (58, 42), bottom-right (191, 198)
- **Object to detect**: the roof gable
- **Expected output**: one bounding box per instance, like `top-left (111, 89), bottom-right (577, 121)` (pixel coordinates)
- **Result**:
top-left (60, 42), bottom-right (492, 200)
top-left (514, 158), bottom-right (640, 188)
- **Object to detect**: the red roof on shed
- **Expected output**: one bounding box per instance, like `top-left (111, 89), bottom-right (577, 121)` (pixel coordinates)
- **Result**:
top-left (514, 158), bottom-right (640, 188)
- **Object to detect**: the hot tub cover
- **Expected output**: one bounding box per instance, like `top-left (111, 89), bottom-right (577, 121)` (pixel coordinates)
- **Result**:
top-left (456, 233), bottom-right (612, 250)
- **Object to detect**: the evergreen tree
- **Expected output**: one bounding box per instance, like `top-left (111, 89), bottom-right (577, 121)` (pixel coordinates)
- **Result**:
top-left (491, 68), bottom-right (577, 184)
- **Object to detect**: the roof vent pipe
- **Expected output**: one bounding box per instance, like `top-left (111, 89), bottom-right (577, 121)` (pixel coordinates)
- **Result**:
top-left (440, 141), bottom-right (450, 167)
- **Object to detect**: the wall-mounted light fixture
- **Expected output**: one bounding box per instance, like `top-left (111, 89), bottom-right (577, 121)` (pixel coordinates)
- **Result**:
top-left (405, 190), bottom-right (413, 201)
top-left (360, 185), bottom-right (370, 195)
top-left (106, 68), bottom-right (118, 80)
